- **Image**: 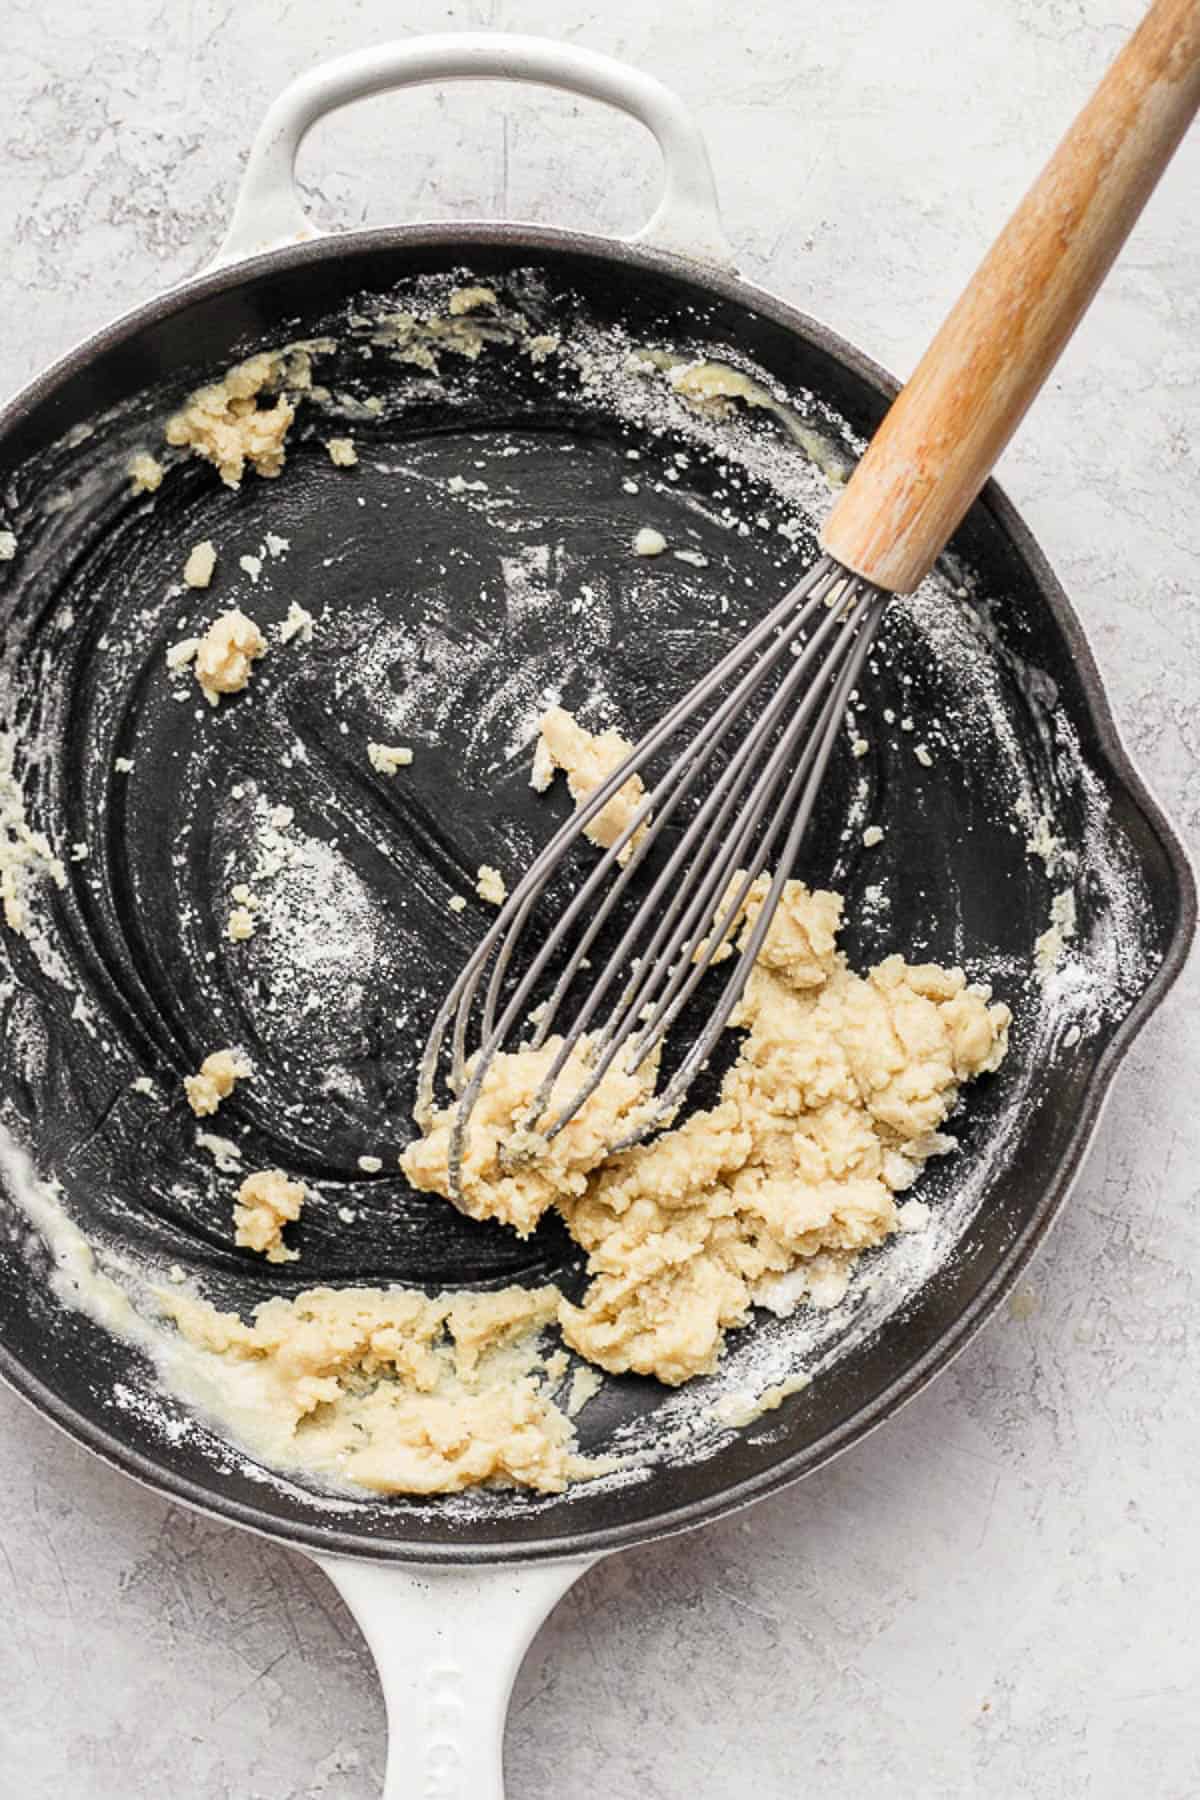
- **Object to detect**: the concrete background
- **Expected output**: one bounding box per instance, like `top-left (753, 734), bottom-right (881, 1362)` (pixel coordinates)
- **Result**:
top-left (1, 1), bottom-right (1198, 1793)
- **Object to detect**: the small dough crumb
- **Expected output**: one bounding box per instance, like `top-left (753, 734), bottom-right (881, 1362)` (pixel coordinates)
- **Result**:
top-left (114, 756), bottom-right (134, 774)
top-left (184, 1048), bottom-right (251, 1118)
top-left (851, 737), bottom-right (869, 758)
top-left (183, 541), bottom-right (217, 588)
top-left (897, 1198), bottom-right (932, 1233)
top-left (358, 1154), bottom-right (383, 1173)
top-left (476, 864), bottom-right (507, 906)
top-left (128, 452), bottom-right (164, 494)
top-left (233, 1168), bottom-right (305, 1263)
top-left (713, 1373), bottom-right (811, 1429)
top-left (1024, 811), bottom-right (1064, 873)
top-left (649, 355), bottom-right (851, 484)
top-left (668, 360), bottom-right (766, 414)
top-left (279, 601), bottom-right (315, 645)
top-left (0, 776), bottom-right (66, 934)
top-left (448, 285), bottom-right (498, 315)
top-left (566, 1364), bottom-right (604, 1417)
top-left (862, 825), bottom-right (885, 847)
top-left (227, 907), bottom-right (256, 942)
top-left (165, 352), bottom-right (296, 487)
top-left (165, 636), bottom-right (200, 674)
top-left (633, 527), bottom-right (667, 557)
top-left (448, 895), bottom-right (467, 914)
top-left (530, 735), bottom-right (555, 793)
top-left (533, 706), bottom-right (648, 864)
top-left (0, 530), bottom-right (17, 561)
top-left (326, 437), bottom-right (358, 468)
top-left (194, 609), bottom-right (267, 707)
top-left (1036, 888), bottom-right (1077, 973)
top-left (196, 1130), bottom-right (242, 1172)
top-left (368, 742), bottom-right (413, 774)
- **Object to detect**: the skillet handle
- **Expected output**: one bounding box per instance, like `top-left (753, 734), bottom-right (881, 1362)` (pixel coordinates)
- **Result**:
top-left (312, 1550), bottom-right (599, 1798)
top-left (211, 33), bottom-right (735, 273)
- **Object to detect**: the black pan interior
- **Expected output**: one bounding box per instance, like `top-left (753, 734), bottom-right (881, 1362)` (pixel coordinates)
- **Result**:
top-left (0, 230), bottom-right (1190, 1560)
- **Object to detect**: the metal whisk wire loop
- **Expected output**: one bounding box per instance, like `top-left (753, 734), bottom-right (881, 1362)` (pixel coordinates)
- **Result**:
top-left (416, 554), bottom-right (889, 1195)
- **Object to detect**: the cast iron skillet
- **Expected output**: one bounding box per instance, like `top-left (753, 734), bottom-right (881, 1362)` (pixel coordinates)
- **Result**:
top-left (0, 36), bottom-right (1192, 1797)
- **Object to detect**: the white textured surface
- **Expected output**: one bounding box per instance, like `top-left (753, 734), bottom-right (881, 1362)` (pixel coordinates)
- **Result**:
top-left (1, 2), bottom-right (1198, 1794)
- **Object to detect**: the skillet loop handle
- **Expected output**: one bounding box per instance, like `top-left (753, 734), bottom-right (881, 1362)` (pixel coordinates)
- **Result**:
top-left (313, 1552), bottom-right (596, 1800)
top-left (212, 33), bottom-right (735, 272)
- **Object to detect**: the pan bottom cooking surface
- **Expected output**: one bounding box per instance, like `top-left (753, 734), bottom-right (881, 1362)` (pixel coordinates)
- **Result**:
top-left (0, 240), bottom-right (1179, 1556)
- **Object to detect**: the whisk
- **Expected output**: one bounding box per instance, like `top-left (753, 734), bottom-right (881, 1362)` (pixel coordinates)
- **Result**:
top-left (418, 0), bottom-right (1200, 1192)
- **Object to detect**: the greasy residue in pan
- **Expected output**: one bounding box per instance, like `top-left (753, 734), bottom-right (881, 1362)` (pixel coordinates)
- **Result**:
top-left (0, 266), bottom-right (1158, 1521)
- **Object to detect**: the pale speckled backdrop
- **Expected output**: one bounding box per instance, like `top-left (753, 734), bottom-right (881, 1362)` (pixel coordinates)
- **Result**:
top-left (1, 1), bottom-right (1198, 1795)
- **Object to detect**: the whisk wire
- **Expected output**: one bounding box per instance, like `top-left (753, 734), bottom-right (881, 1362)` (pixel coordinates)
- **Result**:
top-left (618, 583), bottom-right (882, 1072)
top-left (515, 569), bottom-right (860, 1117)
top-left (472, 554), bottom-right (844, 1054)
top-left (415, 553), bottom-right (890, 1195)
top-left (428, 553), bottom-right (840, 1116)
top-left (529, 579), bottom-right (880, 1136)
top-left (607, 586), bottom-right (886, 1149)
top-left (538, 580), bottom-right (883, 1143)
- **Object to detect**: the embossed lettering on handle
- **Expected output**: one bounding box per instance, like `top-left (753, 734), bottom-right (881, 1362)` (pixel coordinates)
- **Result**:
top-left (314, 1553), bottom-right (599, 1800)
top-left (423, 1658), bottom-right (466, 1798)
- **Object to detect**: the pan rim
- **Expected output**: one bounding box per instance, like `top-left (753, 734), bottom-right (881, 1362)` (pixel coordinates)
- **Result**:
top-left (0, 220), bottom-right (1193, 1564)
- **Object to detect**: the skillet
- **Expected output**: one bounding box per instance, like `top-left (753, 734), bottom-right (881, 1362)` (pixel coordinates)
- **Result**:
top-left (0, 35), bottom-right (1191, 1797)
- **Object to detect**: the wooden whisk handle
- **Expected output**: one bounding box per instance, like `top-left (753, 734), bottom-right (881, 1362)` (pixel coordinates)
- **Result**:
top-left (821, 0), bottom-right (1200, 593)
